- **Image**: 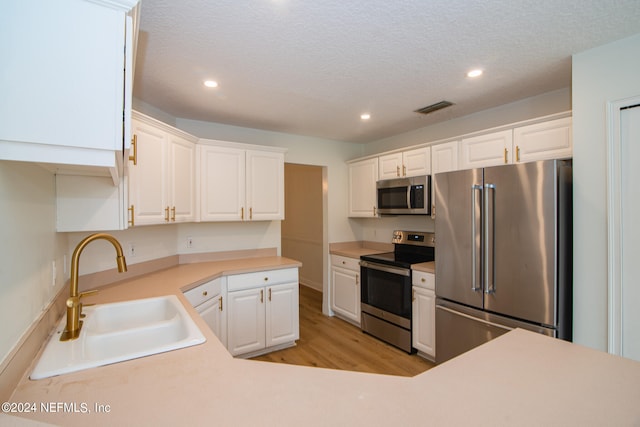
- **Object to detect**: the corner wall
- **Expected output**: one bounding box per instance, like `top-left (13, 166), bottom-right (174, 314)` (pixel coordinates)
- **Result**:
top-left (0, 161), bottom-right (67, 368)
top-left (572, 32), bottom-right (640, 351)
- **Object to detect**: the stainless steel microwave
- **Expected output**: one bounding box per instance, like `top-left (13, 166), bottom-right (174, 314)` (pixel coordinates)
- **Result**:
top-left (376, 175), bottom-right (431, 215)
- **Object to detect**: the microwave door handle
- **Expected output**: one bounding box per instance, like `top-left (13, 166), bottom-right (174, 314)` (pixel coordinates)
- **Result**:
top-left (407, 185), bottom-right (412, 209)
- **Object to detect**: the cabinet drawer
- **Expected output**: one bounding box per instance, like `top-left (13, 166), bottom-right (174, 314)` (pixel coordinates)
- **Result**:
top-left (183, 278), bottom-right (222, 307)
top-left (412, 270), bottom-right (435, 290)
top-left (227, 268), bottom-right (298, 292)
top-left (330, 255), bottom-right (360, 271)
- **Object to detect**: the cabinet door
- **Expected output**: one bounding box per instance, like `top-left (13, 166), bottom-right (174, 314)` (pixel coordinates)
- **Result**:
top-left (330, 266), bottom-right (360, 324)
top-left (403, 147), bottom-right (431, 177)
top-left (1, 1), bottom-right (125, 154)
top-left (246, 150), bottom-right (284, 220)
top-left (431, 141), bottom-right (459, 175)
top-left (513, 117), bottom-right (572, 163)
top-left (348, 158), bottom-right (378, 217)
top-left (266, 283), bottom-right (299, 347)
top-left (129, 119), bottom-right (168, 225)
top-left (431, 141), bottom-right (459, 219)
top-left (460, 130), bottom-right (513, 169)
top-left (168, 134), bottom-right (196, 222)
top-left (227, 288), bottom-right (265, 356)
top-left (378, 152), bottom-right (403, 180)
top-left (412, 286), bottom-right (435, 358)
top-left (198, 295), bottom-right (227, 348)
top-left (200, 145), bottom-right (245, 221)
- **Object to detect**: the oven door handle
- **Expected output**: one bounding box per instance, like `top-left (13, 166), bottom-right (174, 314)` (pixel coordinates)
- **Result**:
top-left (360, 260), bottom-right (411, 277)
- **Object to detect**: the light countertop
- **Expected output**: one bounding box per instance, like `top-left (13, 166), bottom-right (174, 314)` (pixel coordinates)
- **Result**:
top-left (412, 261), bottom-right (435, 273)
top-left (7, 257), bottom-right (640, 426)
top-left (329, 241), bottom-right (393, 259)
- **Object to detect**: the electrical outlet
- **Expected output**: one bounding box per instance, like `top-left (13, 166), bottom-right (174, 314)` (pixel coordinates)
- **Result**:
top-left (186, 236), bottom-right (193, 248)
top-left (128, 243), bottom-right (136, 257)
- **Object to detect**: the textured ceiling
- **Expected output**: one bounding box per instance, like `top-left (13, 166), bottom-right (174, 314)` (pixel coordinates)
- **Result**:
top-left (133, 0), bottom-right (640, 143)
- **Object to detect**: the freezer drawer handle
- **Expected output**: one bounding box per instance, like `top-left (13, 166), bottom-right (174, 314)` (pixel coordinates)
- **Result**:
top-left (471, 184), bottom-right (483, 292)
top-left (437, 305), bottom-right (513, 332)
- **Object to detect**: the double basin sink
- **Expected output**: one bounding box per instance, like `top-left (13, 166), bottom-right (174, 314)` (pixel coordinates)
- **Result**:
top-left (31, 295), bottom-right (206, 380)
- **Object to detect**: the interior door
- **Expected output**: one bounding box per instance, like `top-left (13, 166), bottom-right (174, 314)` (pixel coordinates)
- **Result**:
top-left (434, 168), bottom-right (484, 309)
top-left (620, 105), bottom-right (640, 361)
top-left (483, 161), bottom-right (559, 325)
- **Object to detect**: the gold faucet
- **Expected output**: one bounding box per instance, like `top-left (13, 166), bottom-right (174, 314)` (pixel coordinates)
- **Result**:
top-left (60, 233), bottom-right (128, 341)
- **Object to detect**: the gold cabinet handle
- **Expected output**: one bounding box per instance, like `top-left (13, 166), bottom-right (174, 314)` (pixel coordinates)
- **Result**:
top-left (403, 165), bottom-right (406, 176)
top-left (356, 274), bottom-right (359, 285)
top-left (171, 206), bottom-right (176, 221)
top-left (421, 277), bottom-right (426, 283)
top-left (260, 289), bottom-right (264, 303)
top-left (373, 206), bottom-right (377, 216)
top-left (268, 288), bottom-right (272, 301)
top-left (164, 206), bottom-right (169, 222)
top-left (219, 296), bottom-right (223, 312)
top-left (202, 290), bottom-right (208, 297)
top-left (396, 165), bottom-right (400, 177)
top-left (241, 207), bottom-right (244, 220)
top-left (129, 135), bottom-right (137, 165)
top-left (516, 145), bottom-right (521, 162)
top-left (128, 205), bottom-right (135, 227)
top-left (504, 147), bottom-right (508, 164)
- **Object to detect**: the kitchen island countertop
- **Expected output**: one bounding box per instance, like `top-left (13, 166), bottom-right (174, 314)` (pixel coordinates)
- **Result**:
top-left (7, 257), bottom-right (640, 426)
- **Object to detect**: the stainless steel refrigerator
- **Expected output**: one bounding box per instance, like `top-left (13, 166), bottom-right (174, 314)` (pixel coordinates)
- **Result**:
top-left (434, 159), bottom-right (572, 364)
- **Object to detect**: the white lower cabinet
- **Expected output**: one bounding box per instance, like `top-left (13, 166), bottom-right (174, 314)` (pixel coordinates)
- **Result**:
top-left (412, 270), bottom-right (435, 360)
top-left (226, 268), bottom-right (299, 357)
top-left (183, 278), bottom-right (227, 348)
top-left (330, 255), bottom-right (360, 325)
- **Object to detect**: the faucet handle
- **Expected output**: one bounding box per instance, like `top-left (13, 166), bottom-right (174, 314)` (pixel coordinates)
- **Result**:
top-left (79, 289), bottom-right (99, 300)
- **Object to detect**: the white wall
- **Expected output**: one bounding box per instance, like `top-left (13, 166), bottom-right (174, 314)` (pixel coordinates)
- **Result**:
top-left (572, 33), bottom-right (640, 351)
top-left (0, 161), bottom-right (67, 365)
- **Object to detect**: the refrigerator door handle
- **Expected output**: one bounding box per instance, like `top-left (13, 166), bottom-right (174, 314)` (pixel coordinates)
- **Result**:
top-left (484, 183), bottom-right (496, 294)
top-left (471, 184), bottom-right (483, 292)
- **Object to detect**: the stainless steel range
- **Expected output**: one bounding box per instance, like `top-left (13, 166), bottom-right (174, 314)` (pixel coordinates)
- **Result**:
top-left (360, 230), bottom-right (435, 353)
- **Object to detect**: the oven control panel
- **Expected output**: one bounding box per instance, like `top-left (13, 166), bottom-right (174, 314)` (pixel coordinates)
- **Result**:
top-left (392, 230), bottom-right (435, 247)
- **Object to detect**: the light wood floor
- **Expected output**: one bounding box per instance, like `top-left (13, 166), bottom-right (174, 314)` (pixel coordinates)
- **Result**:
top-left (252, 285), bottom-right (435, 377)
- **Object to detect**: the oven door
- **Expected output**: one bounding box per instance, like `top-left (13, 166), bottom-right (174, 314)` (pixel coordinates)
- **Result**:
top-left (360, 260), bottom-right (412, 327)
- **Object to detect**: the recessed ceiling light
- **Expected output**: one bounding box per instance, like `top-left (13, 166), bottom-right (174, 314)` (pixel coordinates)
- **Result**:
top-left (467, 69), bottom-right (483, 78)
top-left (360, 113), bottom-right (371, 120)
top-left (204, 80), bottom-right (218, 88)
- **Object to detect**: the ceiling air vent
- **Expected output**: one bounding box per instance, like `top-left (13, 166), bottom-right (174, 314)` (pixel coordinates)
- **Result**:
top-left (414, 101), bottom-right (454, 115)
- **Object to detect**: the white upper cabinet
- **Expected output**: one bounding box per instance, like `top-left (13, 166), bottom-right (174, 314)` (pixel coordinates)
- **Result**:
top-left (460, 130), bottom-right (514, 170)
top-left (513, 117), bottom-right (572, 163)
top-left (199, 145), bottom-right (245, 221)
top-left (199, 142), bottom-right (285, 222)
top-left (348, 158), bottom-right (378, 217)
top-left (246, 150), bottom-right (285, 221)
top-left (129, 113), bottom-right (197, 226)
top-left (459, 117), bottom-right (572, 170)
top-left (431, 141), bottom-right (459, 175)
top-left (378, 147), bottom-right (431, 180)
top-left (0, 0), bottom-right (139, 179)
